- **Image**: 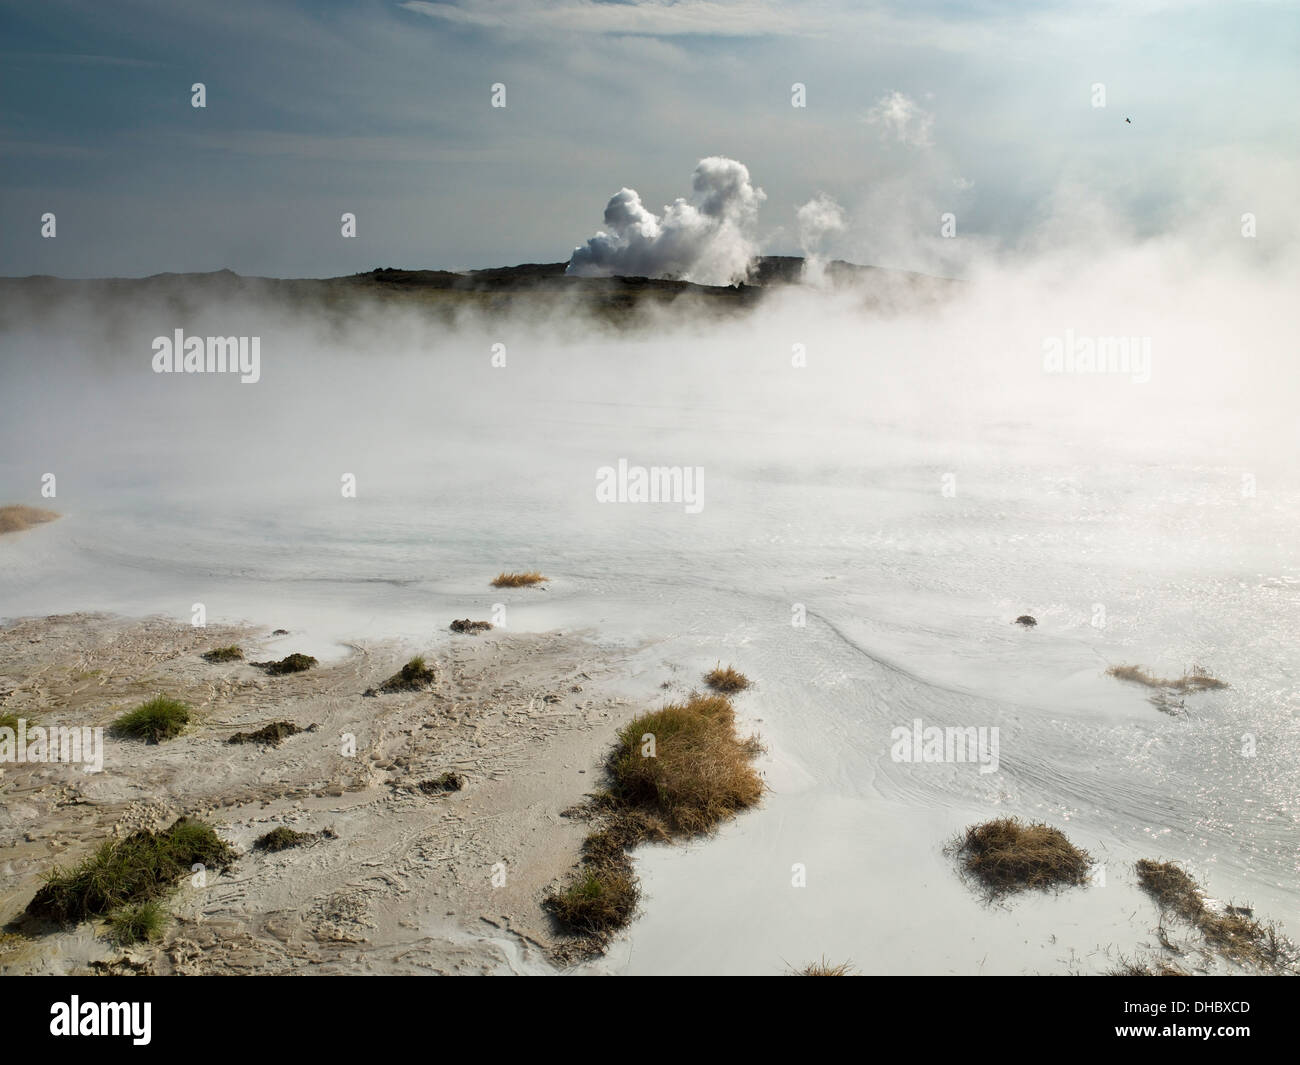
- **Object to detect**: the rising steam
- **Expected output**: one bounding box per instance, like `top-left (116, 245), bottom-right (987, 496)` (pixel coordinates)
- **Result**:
top-left (566, 157), bottom-right (766, 286)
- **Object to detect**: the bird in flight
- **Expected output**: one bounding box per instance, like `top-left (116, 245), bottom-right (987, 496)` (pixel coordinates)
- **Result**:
top-left (1125, 117), bottom-right (1132, 123)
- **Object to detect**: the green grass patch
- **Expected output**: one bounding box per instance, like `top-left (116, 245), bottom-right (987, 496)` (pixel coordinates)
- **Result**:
top-left (104, 900), bottom-right (167, 947)
top-left (26, 817), bottom-right (236, 924)
top-left (544, 860), bottom-right (639, 937)
top-left (110, 696), bottom-right (191, 743)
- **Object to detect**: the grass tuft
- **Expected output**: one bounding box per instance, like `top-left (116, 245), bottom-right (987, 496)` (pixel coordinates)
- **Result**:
top-left (605, 693), bottom-right (764, 835)
top-left (544, 860), bottom-right (640, 937)
top-left (948, 817), bottom-right (1092, 897)
top-left (104, 900), bottom-right (167, 947)
top-left (27, 817), bottom-right (235, 924)
top-left (1107, 664), bottom-right (1227, 693)
top-left (704, 663), bottom-right (750, 693)
top-left (1134, 859), bottom-right (1294, 970)
top-left (793, 957), bottom-right (857, 976)
top-left (0, 504), bottom-right (60, 535)
top-left (373, 655), bottom-right (437, 693)
top-left (491, 571), bottom-right (549, 588)
top-left (546, 690), bottom-right (764, 949)
top-left (111, 696), bottom-right (191, 743)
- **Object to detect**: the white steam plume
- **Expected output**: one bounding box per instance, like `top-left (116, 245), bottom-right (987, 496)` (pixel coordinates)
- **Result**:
top-left (566, 156), bottom-right (765, 286)
top-left (795, 193), bottom-right (847, 284)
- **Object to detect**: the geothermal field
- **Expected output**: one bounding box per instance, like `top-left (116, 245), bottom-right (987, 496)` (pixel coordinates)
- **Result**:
top-left (0, 2), bottom-right (1296, 1017)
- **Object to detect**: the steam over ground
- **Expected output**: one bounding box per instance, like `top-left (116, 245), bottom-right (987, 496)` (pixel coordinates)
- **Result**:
top-left (2, 182), bottom-right (1298, 976)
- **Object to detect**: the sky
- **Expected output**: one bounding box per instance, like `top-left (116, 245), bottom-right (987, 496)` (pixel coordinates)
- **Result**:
top-left (0, 0), bottom-right (1296, 278)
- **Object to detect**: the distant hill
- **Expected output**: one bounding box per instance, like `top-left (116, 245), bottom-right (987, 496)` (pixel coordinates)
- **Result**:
top-left (0, 258), bottom-right (961, 333)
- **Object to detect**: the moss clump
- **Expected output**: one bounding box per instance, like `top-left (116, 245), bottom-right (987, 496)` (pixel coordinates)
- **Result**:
top-left (948, 817), bottom-right (1093, 897)
top-left (202, 646), bottom-right (244, 662)
top-left (26, 817), bottom-right (236, 924)
top-left (111, 696), bottom-right (191, 743)
top-left (228, 721), bottom-right (303, 747)
top-left (104, 900), bottom-right (167, 946)
top-left (256, 653), bottom-right (318, 675)
top-left (449, 619), bottom-right (493, 634)
top-left (253, 827), bottom-right (317, 852)
top-left (373, 655), bottom-right (437, 693)
top-left (491, 571), bottom-right (548, 588)
top-left (417, 772), bottom-right (465, 794)
top-left (0, 712), bottom-right (24, 733)
top-left (704, 664), bottom-right (750, 693)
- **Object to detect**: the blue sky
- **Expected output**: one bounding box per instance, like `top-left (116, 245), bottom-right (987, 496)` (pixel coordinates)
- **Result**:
top-left (1, 0), bottom-right (1296, 277)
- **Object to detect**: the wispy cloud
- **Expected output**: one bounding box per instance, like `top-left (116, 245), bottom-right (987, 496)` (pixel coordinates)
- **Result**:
top-left (400, 0), bottom-right (819, 37)
top-left (864, 91), bottom-right (934, 148)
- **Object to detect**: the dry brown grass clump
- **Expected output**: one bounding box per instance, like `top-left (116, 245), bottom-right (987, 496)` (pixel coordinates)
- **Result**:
top-left (1107, 664), bottom-right (1227, 693)
top-left (948, 817), bottom-right (1092, 897)
top-left (704, 663), bottom-right (750, 693)
top-left (606, 693), bottom-right (764, 835)
top-left (1134, 859), bottom-right (1293, 970)
top-left (1107, 957), bottom-right (1188, 976)
top-left (491, 571), bottom-right (549, 588)
top-left (793, 957), bottom-right (857, 976)
top-left (0, 505), bottom-right (60, 535)
top-left (546, 690), bottom-right (764, 950)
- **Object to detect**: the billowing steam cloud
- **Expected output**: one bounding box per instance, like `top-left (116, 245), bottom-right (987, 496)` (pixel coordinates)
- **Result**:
top-left (566, 157), bottom-right (766, 286)
top-left (795, 193), bottom-right (847, 284)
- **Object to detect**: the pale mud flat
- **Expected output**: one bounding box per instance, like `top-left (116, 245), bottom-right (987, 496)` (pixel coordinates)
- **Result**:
top-left (0, 612), bottom-right (654, 975)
